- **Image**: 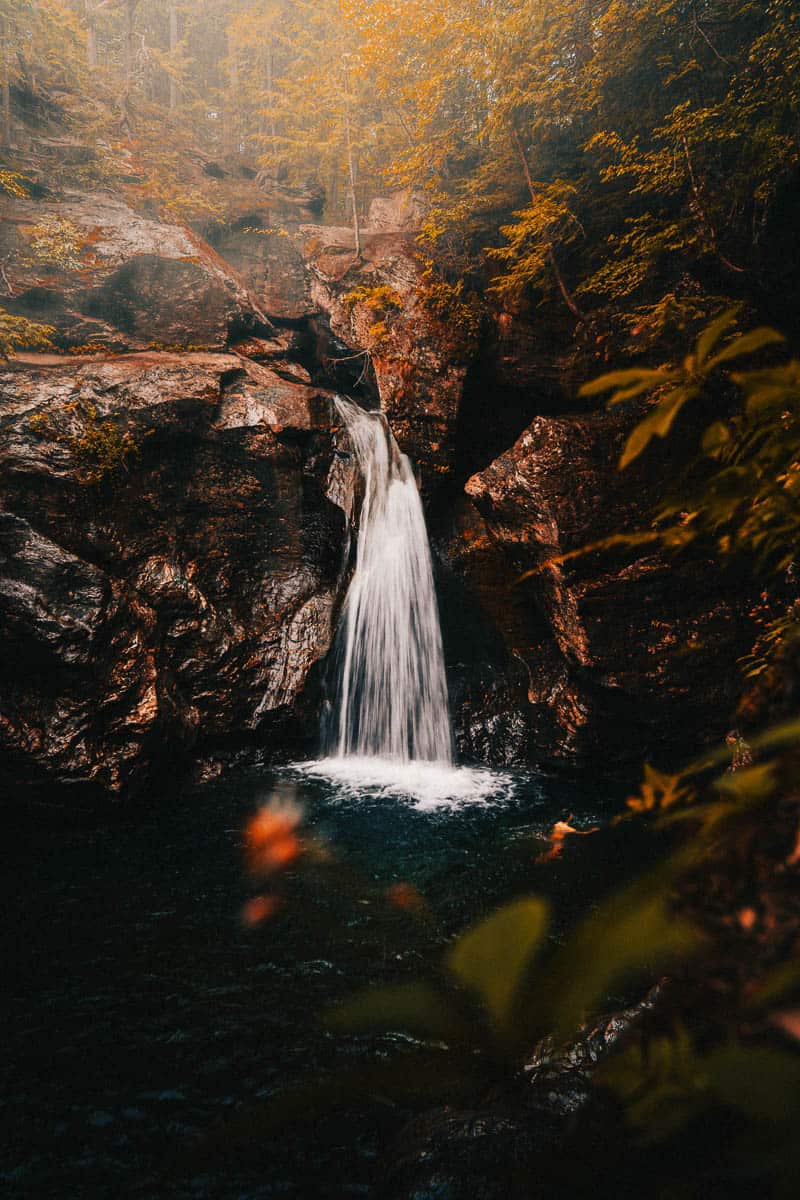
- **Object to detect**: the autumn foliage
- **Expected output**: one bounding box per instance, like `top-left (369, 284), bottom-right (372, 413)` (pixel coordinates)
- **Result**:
top-left (1, 3), bottom-right (797, 355)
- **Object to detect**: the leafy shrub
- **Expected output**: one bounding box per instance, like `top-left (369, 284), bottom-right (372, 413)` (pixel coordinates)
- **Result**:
top-left (419, 271), bottom-right (483, 349)
top-left (341, 285), bottom-right (404, 354)
top-left (28, 401), bottom-right (141, 486)
top-left (577, 310), bottom-right (797, 572)
top-left (0, 170), bottom-right (33, 199)
top-left (0, 309), bottom-right (55, 358)
top-left (27, 219), bottom-right (85, 273)
top-left (342, 284), bottom-right (403, 314)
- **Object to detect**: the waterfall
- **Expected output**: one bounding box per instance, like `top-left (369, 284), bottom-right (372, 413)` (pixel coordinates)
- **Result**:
top-left (326, 397), bottom-right (453, 765)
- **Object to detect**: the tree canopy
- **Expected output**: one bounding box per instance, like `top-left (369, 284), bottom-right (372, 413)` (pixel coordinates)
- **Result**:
top-left (1, 2), bottom-right (798, 347)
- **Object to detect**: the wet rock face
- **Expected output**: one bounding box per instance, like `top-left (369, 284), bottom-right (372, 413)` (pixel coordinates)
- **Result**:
top-left (213, 222), bottom-right (314, 322)
top-left (0, 191), bottom-right (267, 351)
top-left (0, 353), bottom-right (352, 801)
top-left (0, 185), bottom-right (756, 786)
top-left (450, 405), bottom-right (752, 766)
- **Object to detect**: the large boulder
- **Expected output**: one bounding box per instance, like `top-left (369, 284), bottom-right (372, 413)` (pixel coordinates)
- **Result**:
top-left (0, 191), bottom-right (268, 351)
top-left (455, 407), bottom-right (753, 766)
top-left (0, 352), bottom-right (355, 800)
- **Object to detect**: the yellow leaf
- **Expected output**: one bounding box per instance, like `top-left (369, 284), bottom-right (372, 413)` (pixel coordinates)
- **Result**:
top-left (619, 386), bottom-right (699, 469)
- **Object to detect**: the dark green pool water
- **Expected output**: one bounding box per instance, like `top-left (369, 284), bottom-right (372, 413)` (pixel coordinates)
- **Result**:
top-left (2, 763), bottom-right (620, 1199)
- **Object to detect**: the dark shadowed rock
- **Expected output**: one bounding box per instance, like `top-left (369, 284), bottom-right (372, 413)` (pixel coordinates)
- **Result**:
top-left (213, 223), bottom-right (314, 321)
top-left (0, 353), bottom-right (355, 800)
top-left (0, 512), bottom-right (108, 666)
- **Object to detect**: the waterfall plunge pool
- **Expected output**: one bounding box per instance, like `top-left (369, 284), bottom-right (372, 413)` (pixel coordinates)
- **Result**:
top-left (2, 762), bottom-right (622, 1200)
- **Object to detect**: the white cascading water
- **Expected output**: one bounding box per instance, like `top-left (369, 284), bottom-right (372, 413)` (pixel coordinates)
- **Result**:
top-left (300, 396), bottom-right (510, 808)
top-left (327, 396), bottom-right (453, 764)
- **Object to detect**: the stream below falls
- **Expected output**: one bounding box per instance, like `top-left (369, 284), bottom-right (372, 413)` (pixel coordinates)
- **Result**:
top-left (0, 763), bottom-right (630, 1200)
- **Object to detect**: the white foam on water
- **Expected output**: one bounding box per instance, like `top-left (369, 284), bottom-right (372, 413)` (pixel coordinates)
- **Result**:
top-left (294, 757), bottom-right (515, 812)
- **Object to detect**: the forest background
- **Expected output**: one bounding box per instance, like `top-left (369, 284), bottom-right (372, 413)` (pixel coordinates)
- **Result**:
top-left (2, 0), bottom-right (799, 357)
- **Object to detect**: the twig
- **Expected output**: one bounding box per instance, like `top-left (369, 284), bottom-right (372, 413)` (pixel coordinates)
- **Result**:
top-left (0, 257), bottom-right (14, 296)
top-left (330, 348), bottom-right (371, 364)
top-left (682, 135), bottom-right (746, 275)
top-left (353, 352), bottom-right (373, 389)
top-left (692, 11), bottom-right (735, 69)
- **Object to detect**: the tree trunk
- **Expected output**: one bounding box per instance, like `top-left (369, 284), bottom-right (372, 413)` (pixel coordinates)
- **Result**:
top-left (168, 2), bottom-right (178, 110)
top-left (266, 41), bottom-right (276, 148)
top-left (0, 18), bottom-right (11, 148)
top-left (85, 1), bottom-right (97, 69)
top-left (124, 3), bottom-right (134, 93)
top-left (228, 55), bottom-right (238, 152)
top-left (511, 124), bottom-right (583, 322)
top-left (342, 59), bottom-right (361, 259)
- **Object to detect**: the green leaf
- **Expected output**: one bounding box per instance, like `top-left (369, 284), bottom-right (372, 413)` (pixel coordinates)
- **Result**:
top-left (619, 386), bottom-right (699, 469)
top-left (446, 897), bottom-right (549, 1032)
top-left (705, 327), bottom-right (785, 372)
top-left (327, 982), bottom-right (472, 1043)
top-left (536, 860), bottom-right (705, 1040)
top-left (578, 368), bottom-right (674, 400)
top-left (656, 799), bottom-right (740, 839)
top-left (597, 1029), bottom-right (708, 1145)
top-left (512, 530), bottom-right (662, 584)
top-left (608, 380), bottom-right (678, 406)
top-left (695, 307), bottom-right (741, 368)
top-left (714, 762), bottom-right (776, 802)
top-left (736, 361), bottom-right (800, 413)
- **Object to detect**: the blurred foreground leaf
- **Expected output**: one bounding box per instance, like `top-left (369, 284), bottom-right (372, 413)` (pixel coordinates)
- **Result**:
top-left (748, 959), bottom-right (800, 1012)
top-left (534, 858), bottom-right (705, 1041)
top-left (706, 1044), bottom-right (800, 1124)
top-left (446, 897), bottom-right (549, 1034)
top-left (619, 385), bottom-right (700, 469)
top-left (328, 982), bottom-right (474, 1044)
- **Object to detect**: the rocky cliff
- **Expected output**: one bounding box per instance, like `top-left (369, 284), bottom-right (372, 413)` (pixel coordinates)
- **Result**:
top-left (0, 182), bottom-right (753, 801)
top-left (454, 407), bottom-right (749, 765)
top-left (210, 197), bottom-right (471, 492)
top-left (0, 190), bottom-right (267, 352)
top-left (0, 348), bottom-right (357, 800)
